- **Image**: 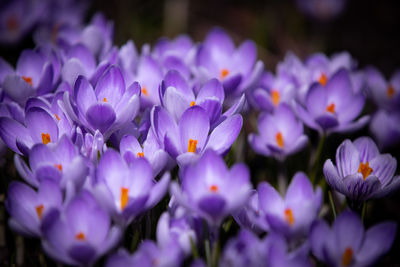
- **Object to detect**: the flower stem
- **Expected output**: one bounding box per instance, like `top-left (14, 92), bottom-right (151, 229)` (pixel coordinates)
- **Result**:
top-left (310, 134), bottom-right (326, 185)
top-left (328, 190), bottom-right (337, 219)
top-left (277, 159), bottom-right (287, 195)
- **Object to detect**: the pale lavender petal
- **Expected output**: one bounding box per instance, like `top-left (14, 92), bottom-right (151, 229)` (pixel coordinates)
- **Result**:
top-left (310, 220), bottom-right (330, 261)
top-left (353, 137), bottom-right (380, 163)
top-left (86, 103), bottom-right (116, 133)
top-left (3, 74), bottom-right (35, 104)
top-left (0, 117), bottom-right (29, 154)
top-left (179, 106), bottom-right (210, 153)
top-left (197, 78), bottom-right (224, 103)
top-left (25, 107), bottom-right (58, 144)
top-left (258, 182), bottom-right (284, 214)
top-left (332, 211), bottom-right (364, 253)
top-left (323, 159), bottom-right (347, 193)
top-left (95, 66), bottom-right (125, 107)
top-left (285, 172), bottom-right (313, 204)
top-left (369, 154), bottom-right (397, 186)
top-left (74, 76), bottom-right (96, 115)
top-left (145, 172), bottom-right (170, 209)
top-left (335, 140), bottom-right (360, 177)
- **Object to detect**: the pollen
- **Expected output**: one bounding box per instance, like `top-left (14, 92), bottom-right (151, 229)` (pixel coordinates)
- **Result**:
top-left (284, 208), bottom-right (295, 226)
top-left (103, 97), bottom-right (107, 102)
top-left (22, 76), bottom-right (33, 86)
top-left (41, 133), bottom-right (51, 144)
top-left (275, 132), bottom-right (284, 148)
top-left (326, 103), bottom-right (335, 113)
top-left (220, 68), bottom-right (230, 79)
top-left (6, 15), bottom-right (19, 31)
top-left (341, 247), bottom-right (353, 267)
top-left (387, 85), bottom-right (395, 98)
top-left (271, 90), bottom-right (280, 106)
top-left (75, 232), bottom-right (86, 241)
top-left (318, 73), bottom-right (328, 86)
top-left (54, 114), bottom-right (60, 121)
top-left (190, 101), bottom-right (196, 107)
top-left (209, 185), bottom-right (219, 193)
top-left (35, 204), bottom-right (44, 220)
top-left (54, 164), bottom-right (62, 171)
top-left (358, 161), bottom-right (373, 181)
top-left (141, 87), bottom-right (149, 96)
top-left (120, 187), bottom-right (129, 211)
top-left (187, 139), bottom-right (198, 153)
top-left (137, 152), bottom-right (144, 158)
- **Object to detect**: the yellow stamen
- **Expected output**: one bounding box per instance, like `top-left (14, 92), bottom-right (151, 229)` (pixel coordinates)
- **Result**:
top-left (271, 90), bottom-right (280, 106)
top-left (187, 139), bottom-right (198, 153)
top-left (358, 162), bottom-right (373, 181)
top-left (326, 103), bottom-right (335, 113)
top-left (137, 152), bottom-right (144, 158)
top-left (54, 114), bottom-right (60, 121)
top-left (35, 204), bottom-right (44, 220)
top-left (190, 101), bottom-right (196, 107)
top-left (75, 232), bottom-right (86, 241)
top-left (387, 85), bottom-right (395, 98)
top-left (284, 208), bottom-right (294, 226)
top-left (318, 73), bottom-right (328, 86)
top-left (209, 185), bottom-right (219, 193)
top-left (276, 132), bottom-right (284, 148)
top-left (41, 133), bottom-right (51, 144)
top-left (103, 97), bottom-right (107, 102)
top-left (220, 68), bottom-right (230, 79)
top-left (54, 164), bottom-right (62, 171)
top-left (120, 187), bottom-right (129, 211)
top-left (22, 76), bottom-right (33, 86)
top-left (141, 87), bottom-right (149, 96)
top-left (342, 247), bottom-right (353, 267)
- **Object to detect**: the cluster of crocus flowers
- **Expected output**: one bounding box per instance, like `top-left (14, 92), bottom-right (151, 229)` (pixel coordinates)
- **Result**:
top-left (0, 2), bottom-right (399, 266)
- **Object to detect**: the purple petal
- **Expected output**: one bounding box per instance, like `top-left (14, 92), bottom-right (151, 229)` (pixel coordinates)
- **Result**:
top-left (14, 154), bottom-right (37, 187)
top-left (68, 244), bottom-right (97, 266)
top-left (338, 93), bottom-right (365, 123)
top-left (150, 106), bottom-right (178, 144)
top-left (162, 70), bottom-right (192, 97)
top-left (373, 175), bottom-right (400, 198)
top-left (332, 211), bottom-right (364, 253)
top-left (335, 140), bottom-right (360, 178)
top-left (353, 137), bottom-right (379, 163)
top-left (95, 66), bottom-right (125, 107)
top-left (323, 159), bottom-right (347, 193)
top-left (257, 182), bottom-right (284, 214)
top-left (3, 74), bottom-right (35, 104)
top-left (198, 99), bottom-right (222, 125)
top-left (179, 106), bottom-right (210, 153)
top-left (325, 69), bottom-right (353, 110)
top-left (197, 78), bottom-right (224, 103)
top-left (145, 172), bottom-right (170, 209)
top-left (315, 114), bottom-right (339, 129)
top-left (233, 40), bottom-right (256, 74)
top-left (198, 195), bottom-right (226, 222)
top-left (25, 107), bottom-right (58, 144)
top-left (74, 76), bottom-right (96, 115)
top-left (369, 154), bottom-right (397, 186)
top-left (37, 63), bottom-right (54, 95)
top-left (0, 117), bottom-right (30, 154)
top-left (310, 220), bottom-right (330, 261)
top-left (329, 115), bottom-right (370, 134)
top-left (285, 172), bottom-right (313, 204)
top-left (163, 85), bottom-right (192, 121)
top-left (305, 83), bottom-right (326, 118)
top-left (248, 133), bottom-right (270, 156)
top-left (97, 149), bottom-right (126, 186)
top-left (343, 174), bottom-right (381, 201)
top-left (16, 50), bottom-right (44, 82)
top-left (86, 103), bottom-right (116, 133)
top-left (61, 59), bottom-right (87, 86)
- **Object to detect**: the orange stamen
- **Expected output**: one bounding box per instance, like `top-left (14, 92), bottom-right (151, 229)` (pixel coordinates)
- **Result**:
top-left (75, 232), bottom-right (86, 241)
top-left (187, 139), bottom-right (198, 153)
top-left (358, 162), bottom-right (373, 181)
top-left (141, 87), bottom-right (149, 96)
top-left (387, 85), bottom-right (395, 98)
top-left (54, 164), bottom-right (62, 171)
top-left (318, 73), bottom-right (328, 86)
top-left (284, 208), bottom-right (294, 226)
top-left (22, 76), bottom-right (33, 86)
top-left (342, 247), bottom-right (353, 267)
top-left (103, 97), bottom-right (107, 102)
top-left (120, 187), bottom-right (129, 211)
top-left (35, 204), bottom-right (44, 220)
top-left (190, 101), bottom-right (196, 107)
top-left (271, 90), bottom-right (280, 106)
top-left (209, 185), bottom-right (219, 193)
top-left (54, 114), bottom-right (60, 121)
top-left (275, 132), bottom-right (284, 148)
top-left (326, 103), bottom-right (335, 113)
top-left (41, 133), bottom-right (51, 144)
top-left (220, 68), bottom-right (230, 79)
top-left (137, 152), bottom-right (144, 158)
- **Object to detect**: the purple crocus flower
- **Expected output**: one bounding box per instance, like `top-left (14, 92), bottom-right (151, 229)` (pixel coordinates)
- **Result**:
top-left (93, 149), bottom-right (170, 226)
top-left (323, 137), bottom-right (400, 203)
top-left (2, 49), bottom-right (54, 105)
top-left (296, 0), bottom-right (348, 21)
top-left (257, 172), bottom-right (322, 240)
top-left (171, 150), bottom-right (252, 227)
top-left (14, 135), bottom-right (88, 190)
top-left (365, 66), bottom-right (400, 110)
top-left (369, 109), bottom-right (400, 149)
top-left (310, 211), bottom-right (397, 267)
top-left (153, 35), bottom-right (195, 64)
top-left (160, 70), bottom-right (224, 124)
top-left (194, 27), bottom-right (263, 97)
top-left (6, 179), bottom-right (62, 237)
top-left (63, 66), bottom-right (140, 139)
top-left (41, 190), bottom-right (121, 266)
top-left (248, 104), bottom-right (308, 160)
top-left (150, 105), bottom-right (242, 166)
top-left (295, 68), bottom-right (368, 134)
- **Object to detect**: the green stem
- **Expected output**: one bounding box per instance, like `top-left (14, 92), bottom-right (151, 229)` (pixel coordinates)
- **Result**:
top-left (310, 134), bottom-right (326, 184)
top-left (205, 240), bottom-right (211, 267)
top-left (328, 191), bottom-right (337, 219)
top-left (189, 236), bottom-right (199, 259)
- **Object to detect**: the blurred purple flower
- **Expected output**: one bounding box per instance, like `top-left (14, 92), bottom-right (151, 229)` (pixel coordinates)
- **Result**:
top-left (310, 211), bottom-right (396, 267)
top-left (369, 109), bottom-right (400, 149)
top-left (323, 137), bottom-right (400, 203)
top-left (296, 0), bottom-right (348, 21)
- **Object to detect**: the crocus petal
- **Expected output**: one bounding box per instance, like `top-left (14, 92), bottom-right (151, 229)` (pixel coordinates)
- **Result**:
top-left (37, 63), bottom-right (54, 95)
top-left (95, 66), bottom-right (125, 107)
top-left (61, 59), bottom-right (87, 86)
top-left (305, 83), bottom-right (326, 118)
top-left (332, 211), bottom-right (364, 253)
top-left (329, 115), bottom-right (370, 134)
top-left (285, 172), bottom-right (314, 204)
top-left (68, 244), bottom-right (97, 266)
top-left (73, 76), bottom-right (96, 115)
top-left (335, 140), bottom-right (360, 177)
top-left (323, 159), bottom-right (347, 193)
top-left (258, 182), bottom-right (284, 214)
top-left (0, 117), bottom-right (29, 154)
top-left (179, 106), bottom-right (210, 153)
top-left (233, 40), bottom-right (256, 74)
top-left (3, 74), bottom-right (35, 104)
top-left (373, 175), bottom-right (400, 198)
top-left (198, 99), bottom-right (222, 126)
top-left (197, 78), bottom-right (224, 103)
top-left (343, 174), bottom-right (381, 201)
top-left (369, 154), bottom-right (397, 186)
top-left (25, 107), bottom-right (58, 144)
top-left (14, 154), bottom-right (37, 187)
top-left (310, 220), bottom-right (330, 261)
top-left (163, 86), bottom-right (191, 121)
top-left (353, 137), bottom-right (380, 163)
top-left (204, 28), bottom-right (234, 55)
top-left (248, 133), bottom-right (270, 156)
top-left (145, 172), bottom-right (171, 209)
top-left (198, 195), bottom-right (226, 223)
top-left (315, 114), bottom-right (338, 129)
top-left (86, 103), bottom-right (116, 133)
top-left (16, 50), bottom-right (44, 81)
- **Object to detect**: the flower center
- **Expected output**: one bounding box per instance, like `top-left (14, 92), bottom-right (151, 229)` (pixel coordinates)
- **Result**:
top-left (103, 97), bottom-right (107, 102)
top-left (271, 90), bottom-right (280, 106)
top-left (41, 133), bottom-right (51, 144)
top-left (141, 87), bottom-right (149, 96)
top-left (6, 15), bottom-right (19, 31)
top-left (54, 164), bottom-right (62, 171)
top-left (137, 152), bottom-right (144, 158)
top-left (342, 247), bottom-right (353, 267)
top-left (318, 73), bottom-right (328, 86)
top-left (22, 76), bottom-right (33, 86)
top-left (75, 232), bottom-right (86, 241)
top-left (326, 103), bottom-right (335, 113)
top-left (120, 187), bottom-right (129, 211)
top-left (187, 139), bottom-right (198, 153)
top-left (387, 85), bottom-right (395, 98)
top-left (220, 68), bottom-right (230, 79)
top-left (35, 204), bottom-right (44, 220)
top-left (284, 208), bottom-right (294, 226)
top-left (209, 185), bottom-right (219, 193)
top-left (275, 132), bottom-right (284, 148)
top-left (358, 161), bottom-right (373, 181)
top-left (190, 101), bottom-right (196, 107)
